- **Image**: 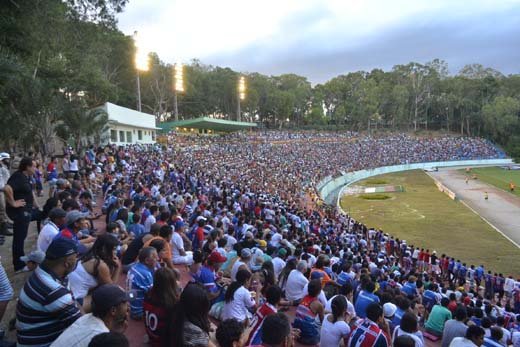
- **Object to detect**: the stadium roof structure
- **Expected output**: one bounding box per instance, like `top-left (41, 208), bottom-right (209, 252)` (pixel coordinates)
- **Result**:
top-left (158, 117), bottom-right (257, 133)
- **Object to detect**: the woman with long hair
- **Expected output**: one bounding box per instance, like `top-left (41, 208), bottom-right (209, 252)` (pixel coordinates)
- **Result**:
top-left (278, 258), bottom-right (297, 292)
top-left (320, 295), bottom-right (351, 347)
top-left (222, 269), bottom-right (259, 324)
top-left (143, 267), bottom-right (180, 347)
top-left (167, 283), bottom-right (216, 347)
top-left (68, 233), bottom-right (121, 306)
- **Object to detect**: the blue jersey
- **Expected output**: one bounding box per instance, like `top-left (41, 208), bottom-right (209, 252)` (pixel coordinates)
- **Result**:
top-left (354, 290), bottom-right (380, 318)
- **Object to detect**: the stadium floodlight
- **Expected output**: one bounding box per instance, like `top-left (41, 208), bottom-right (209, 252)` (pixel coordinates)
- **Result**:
top-left (133, 31), bottom-right (149, 112)
top-left (173, 62), bottom-right (184, 121)
top-left (237, 76), bottom-right (246, 122)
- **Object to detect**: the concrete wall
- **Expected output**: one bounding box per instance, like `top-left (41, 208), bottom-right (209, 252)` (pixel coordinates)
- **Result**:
top-left (105, 124), bottom-right (156, 145)
top-left (316, 159), bottom-right (514, 206)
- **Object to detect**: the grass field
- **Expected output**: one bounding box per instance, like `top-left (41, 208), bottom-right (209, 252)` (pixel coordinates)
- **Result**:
top-left (460, 167), bottom-right (520, 197)
top-left (339, 170), bottom-right (520, 276)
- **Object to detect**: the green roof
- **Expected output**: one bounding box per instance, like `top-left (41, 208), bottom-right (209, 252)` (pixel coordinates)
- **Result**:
top-left (158, 117), bottom-right (257, 132)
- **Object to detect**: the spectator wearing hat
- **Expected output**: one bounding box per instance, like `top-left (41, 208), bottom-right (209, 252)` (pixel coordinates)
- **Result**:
top-left (56, 211), bottom-right (95, 252)
top-left (16, 238), bottom-right (81, 346)
top-left (193, 251), bottom-right (229, 302)
top-left (37, 208), bottom-right (67, 252)
top-left (20, 250), bottom-right (45, 272)
top-left (51, 284), bottom-right (129, 347)
top-left (230, 248), bottom-right (252, 281)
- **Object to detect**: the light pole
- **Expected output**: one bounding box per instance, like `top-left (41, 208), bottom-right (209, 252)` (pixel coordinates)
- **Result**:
top-left (133, 31), bottom-right (149, 112)
top-left (173, 63), bottom-right (184, 121)
top-left (237, 76), bottom-right (246, 122)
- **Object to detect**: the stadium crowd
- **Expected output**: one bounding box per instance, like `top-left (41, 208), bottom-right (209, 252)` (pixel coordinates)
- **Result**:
top-left (0, 131), bottom-right (517, 347)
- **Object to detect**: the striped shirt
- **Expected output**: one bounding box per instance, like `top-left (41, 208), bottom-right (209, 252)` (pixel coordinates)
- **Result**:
top-left (128, 262), bottom-right (154, 318)
top-left (348, 318), bottom-right (390, 347)
top-left (16, 265), bottom-right (81, 347)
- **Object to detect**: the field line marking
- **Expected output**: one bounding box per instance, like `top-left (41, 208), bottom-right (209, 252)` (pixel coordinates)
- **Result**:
top-left (425, 171), bottom-right (520, 250)
top-left (459, 199), bottom-right (520, 249)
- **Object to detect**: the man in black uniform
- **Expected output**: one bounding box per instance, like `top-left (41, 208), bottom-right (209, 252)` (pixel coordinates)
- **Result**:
top-left (3, 157), bottom-right (40, 272)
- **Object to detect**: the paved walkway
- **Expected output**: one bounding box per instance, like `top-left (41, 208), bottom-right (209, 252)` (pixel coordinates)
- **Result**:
top-left (429, 169), bottom-right (520, 248)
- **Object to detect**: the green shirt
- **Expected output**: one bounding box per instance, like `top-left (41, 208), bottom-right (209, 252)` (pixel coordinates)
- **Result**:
top-left (425, 305), bottom-right (452, 333)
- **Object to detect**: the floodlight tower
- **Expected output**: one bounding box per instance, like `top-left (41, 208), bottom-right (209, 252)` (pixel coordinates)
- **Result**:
top-left (133, 31), bottom-right (149, 112)
top-left (237, 76), bottom-right (246, 122)
top-left (173, 63), bottom-right (184, 121)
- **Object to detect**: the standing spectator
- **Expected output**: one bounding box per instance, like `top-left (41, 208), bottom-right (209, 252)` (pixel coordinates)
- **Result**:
top-left (0, 152), bottom-right (13, 236)
top-left (16, 238), bottom-right (81, 346)
top-left (4, 157), bottom-right (40, 271)
top-left (425, 297), bottom-right (452, 338)
top-left (37, 207), bottom-right (66, 252)
top-left (167, 283), bottom-right (216, 347)
top-left (128, 247), bottom-right (158, 320)
top-left (347, 303), bottom-right (390, 347)
top-left (51, 284), bottom-right (129, 347)
top-left (143, 267), bottom-right (180, 347)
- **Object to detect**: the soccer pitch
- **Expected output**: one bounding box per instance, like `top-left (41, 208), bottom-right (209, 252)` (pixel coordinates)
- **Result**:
top-left (461, 167), bottom-right (520, 198)
top-left (339, 170), bottom-right (520, 276)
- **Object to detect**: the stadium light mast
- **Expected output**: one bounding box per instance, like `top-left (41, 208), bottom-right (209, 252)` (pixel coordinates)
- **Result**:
top-left (173, 62), bottom-right (184, 121)
top-left (237, 76), bottom-right (246, 122)
top-left (133, 31), bottom-right (149, 112)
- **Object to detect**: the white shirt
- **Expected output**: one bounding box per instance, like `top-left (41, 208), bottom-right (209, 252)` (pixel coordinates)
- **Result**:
top-left (37, 222), bottom-right (60, 252)
top-left (449, 337), bottom-right (478, 347)
top-left (270, 233), bottom-right (282, 247)
top-left (221, 286), bottom-right (255, 322)
top-left (50, 313), bottom-right (108, 347)
top-left (500, 327), bottom-right (511, 346)
top-left (392, 326), bottom-right (424, 347)
top-left (225, 235), bottom-right (237, 251)
top-left (231, 260), bottom-right (247, 281)
top-left (504, 278), bottom-right (515, 292)
top-left (144, 214), bottom-right (156, 233)
top-left (272, 257), bottom-right (286, 280)
top-left (285, 270), bottom-right (309, 302)
top-left (171, 232), bottom-right (185, 258)
top-left (512, 331), bottom-right (520, 347)
top-left (325, 295), bottom-right (356, 316)
top-left (320, 314), bottom-right (351, 347)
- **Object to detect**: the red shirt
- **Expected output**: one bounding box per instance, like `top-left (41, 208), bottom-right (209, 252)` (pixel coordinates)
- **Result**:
top-left (143, 298), bottom-right (169, 347)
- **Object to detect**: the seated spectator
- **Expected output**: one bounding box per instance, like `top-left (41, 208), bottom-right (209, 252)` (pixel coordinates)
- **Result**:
top-left (128, 247), bottom-right (158, 319)
top-left (394, 335), bottom-right (416, 347)
top-left (68, 234), bottom-right (121, 306)
top-left (167, 283), bottom-right (215, 347)
top-left (392, 312), bottom-right (424, 347)
top-left (293, 279), bottom-right (324, 345)
top-left (222, 269), bottom-right (259, 323)
top-left (87, 332), bottom-right (129, 347)
top-left (320, 295), bottom-right (352, 347)
top-left (56, 211), bottom-right (95, 254)
top-left (285, 260), bottom-right (309, 305)
top-left (127, 213), bottom-right (144, 238)
top-left (495, 316), bottom-right (511, 346)
top-left (259, 313), bottom-right (294, 347)
top-left (425, 297), bottom-right (452, 337)
top-left (51, 284), bottom-right (129, 347)
top-left (192, 251), bottom-right (228, 302)
top-left (442, 306), bottom-right (469, 347)
top-left (230, 248), bottom-right (252, 281)
top-left (121, 223), bottom-right (161, 271)
top-left (449, 325), bottom-right (485, 347)
top-left (143, 267), bottom-right (180, 347)
top-left (325, 282), bottom-right (356, 317)
top-left (37, 207), bottom-right (66, 252)
top-left (347, 302), bottom-right (390, 347)
top-left (171, 221), bottom-right (193, 265)
top-left (354, 281), bottom-right (380, 319)
top-left (143, 225), bottom-right (174, 269)
top-left (16, 238), bottom-right (81, 346)
top-left (483, 327), bottom-right (503, 347)
top-left (216, 319), bottom-right (248, 347)
top-left (247, 285), bottom-right (282, 346)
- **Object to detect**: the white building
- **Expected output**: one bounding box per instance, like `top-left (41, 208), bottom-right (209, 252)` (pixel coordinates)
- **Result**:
top-left (101, 102), bottom-right (160, 145)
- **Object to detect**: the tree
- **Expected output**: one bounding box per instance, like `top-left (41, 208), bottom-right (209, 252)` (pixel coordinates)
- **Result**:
top-left (482, 96), bottom-right (520, 144)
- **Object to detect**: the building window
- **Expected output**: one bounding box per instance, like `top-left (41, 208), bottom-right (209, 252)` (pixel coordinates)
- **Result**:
top-left (126, 131), bottom-right (132, 143)
top-left (110, 130), bottom-right (117, 142)
top-left (138, 130), bottom-right (143, 140)
top-left (133, 129), bottom-right (136, 134)
top-left (152, 131), bottom-right (156, 141)
top-left (119, 131), bottom-right (125, 143)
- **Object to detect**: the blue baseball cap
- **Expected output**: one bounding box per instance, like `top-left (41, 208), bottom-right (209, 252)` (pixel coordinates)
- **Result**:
top-left (45, 238), bottom-right (78, 260)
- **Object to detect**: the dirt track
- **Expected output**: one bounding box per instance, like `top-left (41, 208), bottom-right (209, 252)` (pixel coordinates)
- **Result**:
top-left (429, 169), bottom-right (520, 248)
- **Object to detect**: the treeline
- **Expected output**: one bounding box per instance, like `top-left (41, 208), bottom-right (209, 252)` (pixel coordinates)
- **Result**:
top-left (1, 0), bottom-right (520, 158)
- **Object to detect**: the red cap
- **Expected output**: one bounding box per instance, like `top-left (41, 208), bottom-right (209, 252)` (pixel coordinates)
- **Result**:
top-left (208, 251), bottom-right (227, 264)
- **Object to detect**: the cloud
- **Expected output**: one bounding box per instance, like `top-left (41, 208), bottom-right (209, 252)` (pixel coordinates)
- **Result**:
top-left (117, 0), bottom-right (520, 83)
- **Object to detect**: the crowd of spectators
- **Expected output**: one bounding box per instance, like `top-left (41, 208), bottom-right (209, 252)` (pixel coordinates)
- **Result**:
top-left (0, 131), bottom-right (516, 347)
